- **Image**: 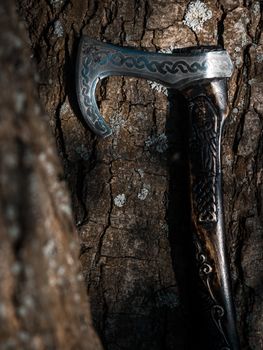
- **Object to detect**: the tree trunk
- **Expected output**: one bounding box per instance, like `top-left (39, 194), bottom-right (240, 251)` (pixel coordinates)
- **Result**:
top-left (3, 0), bottom-right (263, 349)
top-left (0, 1), bottom-right (102, 349)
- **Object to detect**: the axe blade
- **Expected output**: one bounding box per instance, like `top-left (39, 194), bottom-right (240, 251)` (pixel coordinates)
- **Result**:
top-left (76, 37), bottom-right (233, 137)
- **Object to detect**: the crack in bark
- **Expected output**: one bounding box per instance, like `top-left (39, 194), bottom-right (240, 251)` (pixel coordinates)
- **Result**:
top-left (79, 0), bottom-right (99, 36)
top-left (140, 0), bottom-right (150, 45)
top-left (94, 160), bottom-right (114, 266)
top-left (55, 96), bottom-right (68, 158)
top-left (217, 2), bottom-right (226, 48)
top-left (232, 44), bottom-right (252, 154)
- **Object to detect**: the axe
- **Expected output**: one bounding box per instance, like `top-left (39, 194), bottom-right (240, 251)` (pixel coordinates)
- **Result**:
top-left (76, 37), bottom-right (239, 350)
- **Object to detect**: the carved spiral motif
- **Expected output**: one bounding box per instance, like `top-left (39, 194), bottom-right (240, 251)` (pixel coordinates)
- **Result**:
top-left (195, 240), bottom-right (230, 349)
top-left (201, 261), bottom-right (213, 275)
top-left (198, 253), bottom-right (213, 275)
top-left (212, 304), bottom-right (225, 319)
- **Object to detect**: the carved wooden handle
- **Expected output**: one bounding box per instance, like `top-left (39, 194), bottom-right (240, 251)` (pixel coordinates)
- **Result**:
top-left (183, 79), bottom-right (239, 350)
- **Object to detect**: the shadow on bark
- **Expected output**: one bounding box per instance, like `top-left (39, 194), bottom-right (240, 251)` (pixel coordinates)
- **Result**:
top-left (166, 90), bottom-right (207, 350)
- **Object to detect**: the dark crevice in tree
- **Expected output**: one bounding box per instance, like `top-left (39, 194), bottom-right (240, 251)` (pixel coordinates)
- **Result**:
top-left (55, 97), bottom-right (68, 158)
top-left (74, 135), bottom-right (99, 222)
top-left (94, 161), bottom-right (114, 266)
top-left (255, 133), bottom-right (263, 217)
top-left (217, 3), bottom-right (226, 48)
top-left (190, 29), bottom-right (200, 47)
top-left (254, 4), bottom-right (263, 44)
top-left (74, 160), bottom-right (89, 224)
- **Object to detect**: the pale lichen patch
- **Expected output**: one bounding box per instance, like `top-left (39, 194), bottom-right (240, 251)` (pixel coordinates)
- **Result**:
top-left (49, 0), bottom-right (65, 7)
top-left (109, 113), bottom-right (126, 135)
top-left (161, 223), bottom-right (169, 237)
top-left (60, 101), bottom-right (70, 115)
top-left (224, 7), bottom-right (252, 69)
top-left (76, 144), bottom-right (90, 160)
top-left (136, 168), bottom-right (144, 178)
top-left (145, 133), bottom-right (168, 153)
top-left (53, 20), bottom-right (64, 37)
top-left (256, 53), bottom-right (263, 63)
top-left (159, 46), bottom-right (177, 55)
top-left (225, 154), bottom-right (233, 166)
top-left (233, 18), bottom-right (249, 48)
top-left (183, 0), bottom-right (212, 33)
top-left (138, 190), bottom-right (148, 201)
top-left (114, 194), bottom-right (126, 207)
top-left (148, 81), bottom-right (168, 96)
top-left (138, 184), bottom-right (150, 201)
top-left (252, 1), bottom-right (260, 15)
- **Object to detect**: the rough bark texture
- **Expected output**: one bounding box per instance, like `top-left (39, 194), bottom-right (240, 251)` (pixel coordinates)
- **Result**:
top-left (6, 0), bottom-right (263, 349)
top-left (0, 1), bottom-right (102, 349)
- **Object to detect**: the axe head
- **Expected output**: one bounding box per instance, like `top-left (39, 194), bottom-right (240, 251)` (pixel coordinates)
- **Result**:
top-left (76, 37), bottom-right (233, 137)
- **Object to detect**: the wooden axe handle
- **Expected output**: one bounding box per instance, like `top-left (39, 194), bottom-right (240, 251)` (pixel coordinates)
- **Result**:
top-left (183, 79), bottom-right (239, 350)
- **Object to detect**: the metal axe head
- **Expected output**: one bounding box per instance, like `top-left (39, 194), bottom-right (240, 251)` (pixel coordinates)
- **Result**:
top-left (76, 37), bottom-right (233, 138)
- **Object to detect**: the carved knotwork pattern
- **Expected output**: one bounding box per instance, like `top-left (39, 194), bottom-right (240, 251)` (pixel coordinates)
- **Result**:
top-left (83, 47), bottom-right (209, 75)
top-left (189, 95), bottom-right (218, 223)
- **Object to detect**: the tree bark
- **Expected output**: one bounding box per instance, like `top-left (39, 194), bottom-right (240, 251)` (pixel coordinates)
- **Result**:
top-left (4, 0), bottom-right (263, 349)
top-left (0, 1), bottom-right (102, 349)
